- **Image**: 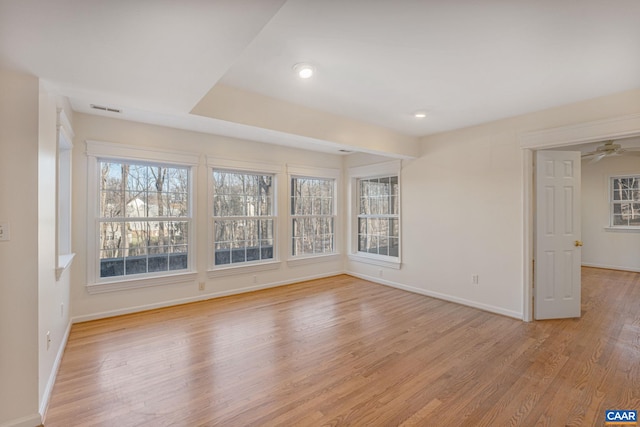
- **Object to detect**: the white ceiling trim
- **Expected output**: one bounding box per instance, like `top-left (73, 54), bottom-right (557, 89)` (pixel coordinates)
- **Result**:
top-left (519, 113), bottom-right (640, 149)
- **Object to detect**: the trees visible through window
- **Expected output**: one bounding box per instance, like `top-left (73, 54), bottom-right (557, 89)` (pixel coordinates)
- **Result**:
top-left (291, 177), bottom-right (335, 256)
top-left (212, 170), bottom-right (274, 266)
top-left (611, 175), bottom-right (640, 227)
top-left (99, 161), bottom-right (190, 278)
top-left (358, 176), bottom-right (399, 257)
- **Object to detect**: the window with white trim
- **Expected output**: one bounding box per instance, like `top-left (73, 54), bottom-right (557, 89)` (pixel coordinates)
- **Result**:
top-left (98, 160), bottom-right (191, 278)
top-left (86, 141), bottom-right (198, 292)
top-left (611, 175), bottom-right (640, 227)
top-left (348, 160), bottom-right (401, 267)
top-left (291, 176), bottom-right (335, 256)
top-left (212, 170), bottom-right (275, 266)
top-left (358, 176), bottom-right (399, 257)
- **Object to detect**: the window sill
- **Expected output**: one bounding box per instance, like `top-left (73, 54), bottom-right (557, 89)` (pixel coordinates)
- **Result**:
top-left (86, 271), bottom-right (198, 294)
top-left (56, 253), bottom-right (76, 280)
top-left (604, 226), bottom-right (640, 233)
top-left (287, 253), bottom-right (342, 267)
top-left (348, 253), bottom-right (401, 270)
top-left (208, 261), bottom-right (281, 278)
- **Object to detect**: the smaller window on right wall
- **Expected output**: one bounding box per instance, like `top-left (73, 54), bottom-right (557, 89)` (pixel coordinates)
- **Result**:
top-left (357, 176), bottom-right (399, 257)
top-left (610, 175), bottom-right (640, 227)
top-left (348, 160), bottom-right (401, 268)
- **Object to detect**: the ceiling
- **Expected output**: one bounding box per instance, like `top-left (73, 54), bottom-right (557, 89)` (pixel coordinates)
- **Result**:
top-left (1, 0), bottom-right (639, 156)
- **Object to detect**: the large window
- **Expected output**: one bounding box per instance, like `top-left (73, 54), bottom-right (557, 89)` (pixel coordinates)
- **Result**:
top-left (611, 175), bottom-right (640, 227)
top-left (212, 170), bottom-right (275, 266)
top-left (357, 176), bottom-right (399, 257)
top-left (291, 176), bottom-right (335, 256)
top-left (98, 161), bottom-right (190, 278)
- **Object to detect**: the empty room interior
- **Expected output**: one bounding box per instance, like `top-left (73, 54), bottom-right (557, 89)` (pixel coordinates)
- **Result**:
top-left (1, 1), bottom-right (639, 426)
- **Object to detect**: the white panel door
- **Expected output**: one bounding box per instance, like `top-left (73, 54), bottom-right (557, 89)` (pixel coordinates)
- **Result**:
top-left (535, 151), bottom-right (582, 319)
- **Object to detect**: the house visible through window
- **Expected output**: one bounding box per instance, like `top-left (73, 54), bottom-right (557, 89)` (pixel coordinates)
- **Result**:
top-left (98, 161), bottom-right (190, 278)
top-left (212, 170), bottom-right (275, 266)
top-left (291, 176), bottom-right (335, 256)
top-left (611, 175), bottom-right (640, 227)
top-left (358, 176), bottom-right (399, 257)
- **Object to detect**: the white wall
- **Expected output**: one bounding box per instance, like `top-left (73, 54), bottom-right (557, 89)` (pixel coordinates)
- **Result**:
top-left (346, 89), bottom-right (640, 319)
top-left (346, 131), bottom-right (524, 318)
top-left (582, 154), bottom-right (640, 271)
top-left (37, 85), bottom-right (73, 417)
top-left (0, 70), bottom-right (41, 427)
top-left (70, 113), bottom-right (345, 320)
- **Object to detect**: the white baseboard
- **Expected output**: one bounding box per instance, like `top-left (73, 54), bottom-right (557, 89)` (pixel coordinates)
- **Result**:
top-left (73, 270), bottom-right (525, 323)
top-left (347, 272), bottom-right (523, 320)
top-left (39, 321), bottom-right (72, 421)
top-left (72, 271), bottom-right (344, 323)
top-left (0, 413), bottom-right (42, 427)
top-left (582, 263), bottom-right (640, 273)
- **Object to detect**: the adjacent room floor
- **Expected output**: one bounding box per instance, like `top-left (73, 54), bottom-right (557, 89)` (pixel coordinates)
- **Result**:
top-left (45, 268), bottom-right (640, 426)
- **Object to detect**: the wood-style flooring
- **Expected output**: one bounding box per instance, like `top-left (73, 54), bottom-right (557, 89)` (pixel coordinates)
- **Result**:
top-left (44, 268), bottom-right (640, 426)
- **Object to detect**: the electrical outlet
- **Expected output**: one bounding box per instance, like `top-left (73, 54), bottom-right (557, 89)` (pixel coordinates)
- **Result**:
top-left (253, 275), bottom-right (257, 284)
top-left (379, 269), bottom-right (383, 278)
top-left (472, 274), bottom-right (479, 285)
top-left (198, 282), bottom-right (205, 291)
top-left (0, 221), bottom-right (10, 241)
top-left (46, 331), bottom-right (51, 350)
top-left (60, 303), bottom-right (64, 317)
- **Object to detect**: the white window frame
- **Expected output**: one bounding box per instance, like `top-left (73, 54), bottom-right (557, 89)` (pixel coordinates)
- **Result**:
top-left (208, 157), bottom-right (282, 277)
top-left (55, 109), bottom-right (75, 280)
top-left (348, 160), bottom-right (402, 269)
top-left (85, 140), bottom-right (199, 294)
top-left (287, 164), bottom-right (341, 266)
top-left (607, 174), bottom-right (640, 232)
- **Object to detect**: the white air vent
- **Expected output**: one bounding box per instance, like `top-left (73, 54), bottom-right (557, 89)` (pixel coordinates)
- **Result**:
top-left (90, 104), bottom-right (121, 113)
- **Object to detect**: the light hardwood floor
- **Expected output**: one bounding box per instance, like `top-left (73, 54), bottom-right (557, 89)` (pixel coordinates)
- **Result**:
top-left (45, 268), bottom-right (640, 426)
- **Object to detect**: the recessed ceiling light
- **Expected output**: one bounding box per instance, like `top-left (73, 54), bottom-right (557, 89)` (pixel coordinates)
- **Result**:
top-left (413, 111), bottom-right (427, 118)
top-left (293, 63), bottom-right (315, 79)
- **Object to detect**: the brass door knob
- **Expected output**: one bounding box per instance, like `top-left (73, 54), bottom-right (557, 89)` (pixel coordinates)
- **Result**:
top-left (574, 240), bottom-right (583, 247)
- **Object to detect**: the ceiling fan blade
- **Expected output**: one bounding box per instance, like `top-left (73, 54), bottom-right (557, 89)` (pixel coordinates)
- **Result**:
top-left (621, 150), bottom-right (640, 156)
top-left (621, 147), bottom-right (640, 152)
top-left (586, 153), bottom-right (606, 164)
top-left (581, 150), bottom-right (599, 158)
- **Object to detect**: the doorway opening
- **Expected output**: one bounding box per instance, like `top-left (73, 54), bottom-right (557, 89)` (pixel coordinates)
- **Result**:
top-left (520, 115), bottom-right (640, 321)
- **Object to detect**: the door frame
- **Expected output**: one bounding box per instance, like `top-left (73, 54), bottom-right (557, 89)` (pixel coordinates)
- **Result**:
top-left (520, 113), bottom-right (640, 321)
